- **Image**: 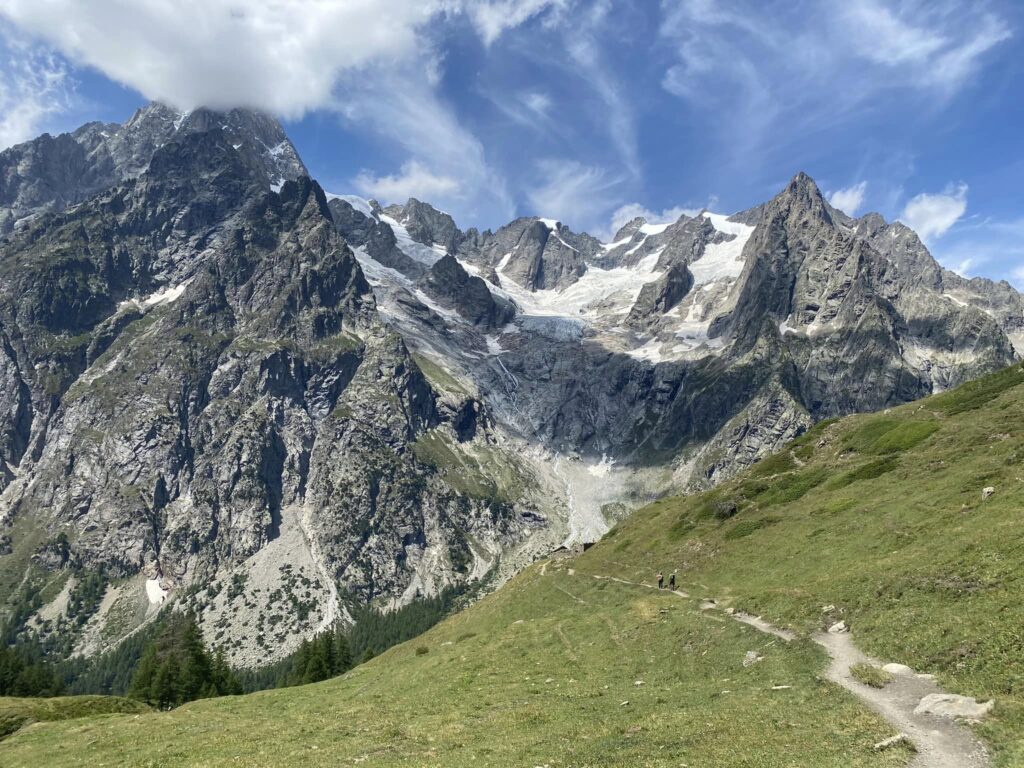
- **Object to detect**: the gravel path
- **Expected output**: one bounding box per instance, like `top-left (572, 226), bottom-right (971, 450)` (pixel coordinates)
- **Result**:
top-left (589, 572), bottom-right (991, 767)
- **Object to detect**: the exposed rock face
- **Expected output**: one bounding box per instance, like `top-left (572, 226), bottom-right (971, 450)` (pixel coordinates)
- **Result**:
top-left (628, 263), bottom-right (694, 327)
top-left (2, 102), bottom-right (1022, 667)
top-left (0, 109), bottom-right (547, 666)
top-left (477, 218), bottom-right (598, 291)
top-left (420, 255), bottom-right (516, 329)
top-left (0, 102), bottom-right (305, 234)
top-left (383, 198), bottom-right (461, 254)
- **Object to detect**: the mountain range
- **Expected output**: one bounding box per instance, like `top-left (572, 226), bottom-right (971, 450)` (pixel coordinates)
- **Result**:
top-left (1, 103), bottom-right (1020, 666)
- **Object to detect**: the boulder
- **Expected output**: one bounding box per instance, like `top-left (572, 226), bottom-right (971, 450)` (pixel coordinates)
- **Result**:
top-left (913, 693), bottom-right (993, 720)
top-left (882, 663), bottom-right (915, 676)
top-left (982, 486), bottom-right (995, 500)
top-left (828, 621), bottom-right (848, 634)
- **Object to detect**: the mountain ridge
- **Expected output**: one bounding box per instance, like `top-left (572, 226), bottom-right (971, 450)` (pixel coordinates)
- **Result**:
top-left (0, 103), bottom-right (1021, 668)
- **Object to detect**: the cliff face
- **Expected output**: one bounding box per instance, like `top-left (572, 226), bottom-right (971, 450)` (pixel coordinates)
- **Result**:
top-left (0, 109), bottom-right (551, 666)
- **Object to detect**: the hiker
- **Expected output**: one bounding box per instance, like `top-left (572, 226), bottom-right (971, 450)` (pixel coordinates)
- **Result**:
top-left (668, 571), bottom-right (676, 590)
top-left (657, 571), bottom-right (664, 589)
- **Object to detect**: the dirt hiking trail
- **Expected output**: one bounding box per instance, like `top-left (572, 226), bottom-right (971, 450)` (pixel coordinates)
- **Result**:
top-left (588, 572), bottom-right (991, 767)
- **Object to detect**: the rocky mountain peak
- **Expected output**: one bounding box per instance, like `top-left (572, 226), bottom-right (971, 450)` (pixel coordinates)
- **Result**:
top-left (383, 197), bottom-right (460, 253)
top-left (0, 101), bottom-right (306, 237)
top-left (612, 216), bottom-right (648, 243)
top-left (770, 171), bottom-right (833, 222)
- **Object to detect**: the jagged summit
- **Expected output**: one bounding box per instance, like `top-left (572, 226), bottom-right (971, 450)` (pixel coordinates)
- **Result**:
top-left (0, 101), bottom-right (305, 234)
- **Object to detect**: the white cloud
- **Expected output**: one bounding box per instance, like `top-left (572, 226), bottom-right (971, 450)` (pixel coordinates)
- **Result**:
top-left (525, 159), bottom-right (625, 231)
top-left (355, 161), bottom-right (459, 202)
top-left (0, 31), bottom-right (71, 149)
top-left (0, 1), bottom-right (465, 119)
top-left (929, 217), bottom-right (1024, 283)
top-left (468, 0), bottom-right (565, 46)
top-left (900, 182), bottom-right (968, 241)
top-left (827, 181), bottom-right (868, 216)
top-left (564, 19), bottom-right (640, 179)
top-left (0, 1), bottom-right (570, 119)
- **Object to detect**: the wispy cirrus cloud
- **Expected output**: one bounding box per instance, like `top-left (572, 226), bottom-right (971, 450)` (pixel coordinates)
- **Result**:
top-left (467, 0), bottom-right (567, 45)
top-left (338, 63), bottom-right (514, 223)
top-left (658, 0), bottom-right (1012, 167)
top-left (0, 27), bottom-right (72, 149)
top-left (525, 158), bottom-right (626, 231)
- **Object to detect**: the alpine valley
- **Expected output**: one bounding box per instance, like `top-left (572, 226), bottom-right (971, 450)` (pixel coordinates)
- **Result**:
top-left (0, 103), bottom-right (1021, 672)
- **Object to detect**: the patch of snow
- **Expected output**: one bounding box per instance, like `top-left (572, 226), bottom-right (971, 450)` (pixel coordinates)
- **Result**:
top-left (627, 336), bottom-right (669, 363)
top-left (538, 218), bottom-right (560, 230)
top-left (587, 454), bottom-right (616, 477)
top-left (268, 140), bottom-right (290, 158)
top-left (270, 181), bottom-right (284, 193)
top-left (485, 335), bottom-right (505, 355)
top-left (118, 281), bottom-right (190, 313)
top-left (498, 248), bottom-right (665, 326)
top-left (551, 233), bottom-right (579, 252)
top-left (624, 235), bottom-right (651, 257)
top-left (690, 213), bottom-right (755, 285)
top-left (380, 214), bottom-right (445, 266)
top-left (414, 289), bottom-right (462, 322)
top-left (639, 221), bottom-right (671, 236)
top-left (172, 110), bottom-right (190, 131)
top-left (145, 578), bottom-right (167, 605)
top-left (779, 314), bottom-right (798, 336)
top-left (144, 284), bottom-right (187, 307)
top-left (944, 293), bottom-right (969, 308)
top-left (602, 235), bottom-right (635, 251)
top-left (351, 246), bottom-right (411, 289)
top-left (326, 193), bottom-right (374, 218)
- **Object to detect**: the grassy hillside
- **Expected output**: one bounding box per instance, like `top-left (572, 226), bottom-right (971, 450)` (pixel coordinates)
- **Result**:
top-left (0, 695), bottom-right (149, 741)
top-left (3, 362), bottom-right (1024, 766)
top-left (580, 362), bottom-right (1024, 764)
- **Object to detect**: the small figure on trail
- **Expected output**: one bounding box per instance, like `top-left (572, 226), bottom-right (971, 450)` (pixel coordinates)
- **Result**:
top-left (668, 571), bottom-right (676, 590)
top-left (657, 572), bottom-right (664, 589)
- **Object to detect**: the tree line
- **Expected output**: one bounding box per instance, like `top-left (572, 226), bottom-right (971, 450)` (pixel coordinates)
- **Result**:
top-left (1, 584), bottom-right (465, 706)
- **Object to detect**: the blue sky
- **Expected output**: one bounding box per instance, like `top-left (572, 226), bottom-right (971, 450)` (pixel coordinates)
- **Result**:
top-left (0, 1), bottom-right (1022, 283)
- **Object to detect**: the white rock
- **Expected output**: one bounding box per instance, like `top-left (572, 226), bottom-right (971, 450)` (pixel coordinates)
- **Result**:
top-left (821, 604), bottom-right (836, 613)
top-left (982, 486), bottom-right (995, 500)
top-left (873, 733), bottom-right (910, 751)
top-left (743, 650), bottom-right (764, 667)
top-left (828, 621), bottom-right (848, 634)
top-left (882, 663), bottom-right (915, 676)
top-left (913, 693), bottom-right (994, 720)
